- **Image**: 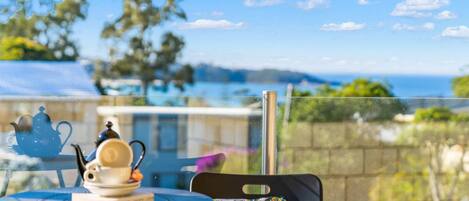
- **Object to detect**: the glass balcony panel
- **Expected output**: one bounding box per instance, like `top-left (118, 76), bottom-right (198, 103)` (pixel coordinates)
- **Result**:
top-left (3, 95), bottom-right (468, 201)
top-left (280, 97), bottom-right (469, 201)
top-left (0, 95), bottom-right (262, 194)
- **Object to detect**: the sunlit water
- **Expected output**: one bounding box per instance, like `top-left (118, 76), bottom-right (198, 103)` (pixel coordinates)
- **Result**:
top-left (105, 74), bottom-right (455, 106)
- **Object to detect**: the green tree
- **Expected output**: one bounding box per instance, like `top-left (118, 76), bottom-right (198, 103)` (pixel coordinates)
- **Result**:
top-left (414, 107), bottom-right (454, 122)
top-left (452, 76), bottom-right (469, 98)
top-left (337, 78), bottom-right (394, 97)
top-left (288, 78), bottom-right (404, 122)
top-left (0, 0), bottom-right (88, 60)
top-left (0, 37), bottom-right (53, 60)
top-left (414, 107), bottom-right (469, 123)
top-left (101, 0), bottom-right (193, 98)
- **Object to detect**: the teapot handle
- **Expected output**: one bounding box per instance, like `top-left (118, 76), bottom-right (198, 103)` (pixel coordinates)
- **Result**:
top-left (129, 140), bottom-right (146, 171)
top-left (57, 121), bottom-right (73, 150)
top-left (7, 132), bottom-right (15, 146)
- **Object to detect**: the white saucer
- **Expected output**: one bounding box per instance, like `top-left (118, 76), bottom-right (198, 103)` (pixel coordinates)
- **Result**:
top-left (84, 181), bottom-right (140, 197)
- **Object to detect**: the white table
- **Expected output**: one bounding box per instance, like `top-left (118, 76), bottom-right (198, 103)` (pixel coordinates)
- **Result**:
top-left (3, 187), bottom-right (212, 201)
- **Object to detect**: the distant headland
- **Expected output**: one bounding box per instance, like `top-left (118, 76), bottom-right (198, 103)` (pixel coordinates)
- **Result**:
top-left (193, 63), bottom-right (340, 85)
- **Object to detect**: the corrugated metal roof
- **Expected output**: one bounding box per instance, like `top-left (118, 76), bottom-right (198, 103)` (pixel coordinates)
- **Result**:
top-left (0, 61), bottom-right (99, 96)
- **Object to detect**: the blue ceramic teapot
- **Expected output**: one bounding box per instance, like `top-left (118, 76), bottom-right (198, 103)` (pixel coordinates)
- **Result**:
top-left (10, 106), bottom-right (72, 158)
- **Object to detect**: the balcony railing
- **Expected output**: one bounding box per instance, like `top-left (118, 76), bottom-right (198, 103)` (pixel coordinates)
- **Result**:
top-left (0, 95), bottom-right (468, 201)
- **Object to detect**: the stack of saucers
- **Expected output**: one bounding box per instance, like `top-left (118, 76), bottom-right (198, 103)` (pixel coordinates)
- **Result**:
top-left (84, 181), bottom-right (140, 197)
top-left (83, 139), bottom-right (140, 197)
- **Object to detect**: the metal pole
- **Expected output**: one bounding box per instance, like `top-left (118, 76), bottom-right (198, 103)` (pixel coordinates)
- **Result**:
top-left (262, 90), bottom-right (277, 175)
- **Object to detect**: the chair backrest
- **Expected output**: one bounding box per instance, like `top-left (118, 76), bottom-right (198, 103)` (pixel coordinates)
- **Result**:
top-left (190, 173), bottom-right (323, 201)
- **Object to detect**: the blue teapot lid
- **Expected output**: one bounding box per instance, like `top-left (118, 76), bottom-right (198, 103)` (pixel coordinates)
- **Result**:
top-left (32, 106), bottom-right (52, 129)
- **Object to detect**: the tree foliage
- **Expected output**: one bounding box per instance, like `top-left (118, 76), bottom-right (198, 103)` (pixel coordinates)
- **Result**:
top-left (101, 0), bottom-right (193, 96)
top-left (337, 78), bottom-right (394, 97)
top-left (287, 78), bottom-right (405, 122)
top-left (414, 107), bottom-right (452, 122)
top-left (452, 75), bottom-right (469, 98)
top-left (414, 107), bottom-right (469, 123)
top-left (0, 0), bottom-right (88, 60)
top-left (0, 37), bottom-right (53, 60)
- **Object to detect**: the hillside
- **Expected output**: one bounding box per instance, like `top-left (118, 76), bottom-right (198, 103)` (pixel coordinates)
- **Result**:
top-left (194, 64), bottom-right (336, 84)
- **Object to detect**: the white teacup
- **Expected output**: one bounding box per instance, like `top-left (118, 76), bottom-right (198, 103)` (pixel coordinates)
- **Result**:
top-left (97, 139), bottom-right (133, 167)
top-left (84, 166), bottom-right (131, 185)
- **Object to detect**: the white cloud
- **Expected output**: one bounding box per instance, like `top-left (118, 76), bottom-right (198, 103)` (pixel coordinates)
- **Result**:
top-left (106, 14), bottom-right (114, 19)
top-left (180, 19), bottom-right (245, 30)
top-left (389, 56), bottom-right (399, 62)
top-left (435, 10), bottom-right (456, 20)
top-left (358, 0), bottom-right (368, 5)
top-left (391, 0), bottom-right (450, 18)
top-left (335, 59), bottom-right (348, 65)
top-left (244, 0), bottom-right (282, 7)
top-left (392, 10), bottom-right (432, 18)
top-left (297, 0), bottom-right (328, 10)
top-left (422, 22), bottom-right (435, 30)
top-left (441, 26), bottom-right (469, 38)
top-left (320, 22), bottom-right (366, 31)
top-left (211, 11), bottom-right (224, 16)
top-left (321, 57), bottom-right (332, 61)
top-left (393, 23), bottom-right (414, 31)
top-left (392, 22), bottom-right (435, 31)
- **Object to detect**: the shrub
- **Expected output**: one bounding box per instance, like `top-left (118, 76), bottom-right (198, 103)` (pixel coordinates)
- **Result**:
top-left (0, 37), bottom-right (53, 60)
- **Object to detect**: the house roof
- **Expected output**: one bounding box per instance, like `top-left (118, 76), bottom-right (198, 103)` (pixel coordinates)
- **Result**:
top-left (0, 61), bottom-right (99, 97)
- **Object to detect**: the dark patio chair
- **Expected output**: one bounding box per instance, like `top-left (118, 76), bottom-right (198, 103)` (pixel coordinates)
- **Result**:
top-left (190, 173), bottom-right (323, 201)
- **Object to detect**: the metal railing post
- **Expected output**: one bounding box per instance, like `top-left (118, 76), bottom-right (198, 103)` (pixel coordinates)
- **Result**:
top-left (262, 90), bottom-right (277, 175)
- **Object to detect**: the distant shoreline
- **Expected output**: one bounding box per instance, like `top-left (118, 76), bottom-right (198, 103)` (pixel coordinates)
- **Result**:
top-left (104, 74), bottom-right (455, 99)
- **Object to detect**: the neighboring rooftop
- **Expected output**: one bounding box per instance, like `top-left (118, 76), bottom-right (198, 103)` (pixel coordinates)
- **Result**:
top-left (0, 61), bottom-right (99, 97)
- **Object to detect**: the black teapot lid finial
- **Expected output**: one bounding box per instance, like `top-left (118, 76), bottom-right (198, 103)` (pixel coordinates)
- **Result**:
top-left (96, 121), bottom-right (121, 147)
top-left (106, 121), bottom-right (113, 129)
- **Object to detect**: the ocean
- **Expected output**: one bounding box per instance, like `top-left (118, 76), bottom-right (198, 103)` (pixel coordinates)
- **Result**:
top-left (317, 74), bottom-right (454, 97)
top-left (108, 74), bottom-right (456, 106)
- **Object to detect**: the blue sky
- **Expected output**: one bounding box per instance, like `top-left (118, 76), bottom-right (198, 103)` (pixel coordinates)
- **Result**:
top-left (74, 0), bottom-right (469, 75)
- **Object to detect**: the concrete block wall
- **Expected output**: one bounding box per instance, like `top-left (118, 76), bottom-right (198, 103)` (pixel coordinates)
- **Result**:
top-left (186, 115), bottom-right (252, 174)
top-left (279, 122), bottom-right (469, 201)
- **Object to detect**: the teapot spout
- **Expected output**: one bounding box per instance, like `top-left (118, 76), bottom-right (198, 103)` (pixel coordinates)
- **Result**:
top-left (11, 115), bottom-right (33, 133)
top-left (71, 144), bottom-right (88, 179)
top-left (10, 122), bottom-right (19, 132)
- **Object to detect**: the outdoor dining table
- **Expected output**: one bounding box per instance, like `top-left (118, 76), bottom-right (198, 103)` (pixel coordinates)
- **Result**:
top-left (2, 187), bottom-right (212, 201)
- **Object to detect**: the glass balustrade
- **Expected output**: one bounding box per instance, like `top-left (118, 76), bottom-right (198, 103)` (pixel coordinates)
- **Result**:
top-left (281, 97), bottom-right (469, 201)
top-left (0, 95), bottom-right (263, 196)
top-left (1, 96), bottom-right (468, 201)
